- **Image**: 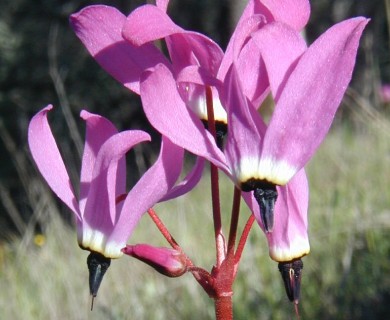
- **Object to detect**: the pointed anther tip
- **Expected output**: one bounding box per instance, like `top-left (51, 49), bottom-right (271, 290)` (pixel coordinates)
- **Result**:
top-left (278, 259), bottom-right (303, 304)
top-left (87, 252), bottom-right (111, 299)
top-left (90, 295), bottom-right (95, 311)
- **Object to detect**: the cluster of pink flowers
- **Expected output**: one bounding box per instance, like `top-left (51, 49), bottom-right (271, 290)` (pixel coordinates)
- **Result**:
top-left (28, 0), bottom-right (367, 313)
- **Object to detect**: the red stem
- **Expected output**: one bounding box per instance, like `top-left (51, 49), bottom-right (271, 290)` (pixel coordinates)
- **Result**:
top-left (215, 296), bottom-right (233, 320)
top-left (227, 187), bottom-right (241, 254)
top-left (234, 214), bottom-right (255, 266)
top-left (148, 208), bottom-right (217, 296)
top-left (147, 208), bottom-right (180, 250)
top-left (206, 86), bottom-right (225, 267)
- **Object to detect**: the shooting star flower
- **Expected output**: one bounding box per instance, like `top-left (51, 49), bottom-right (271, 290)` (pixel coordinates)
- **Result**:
top-left (28, 105), bottom-right (183, 302)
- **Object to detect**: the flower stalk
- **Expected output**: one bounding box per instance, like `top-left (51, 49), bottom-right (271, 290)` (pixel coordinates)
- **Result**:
top-left (206, 86), bottom-right (226, 268)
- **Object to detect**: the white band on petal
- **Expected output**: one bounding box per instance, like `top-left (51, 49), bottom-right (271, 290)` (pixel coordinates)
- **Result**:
top-left (234, 156), bottom-right (297, 186)
top-left (187, 89), bottom-right (228, 124)
top-left (268, 236), bottom-right (310, 262)
top-left (258, 157), bottom-right (298, 185)
top-left (78, 227), bottom-right (124, 259)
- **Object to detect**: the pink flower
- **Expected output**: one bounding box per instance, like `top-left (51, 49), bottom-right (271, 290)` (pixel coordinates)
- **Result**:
top-left (28, 105), bottom-right (183, 258)
top-left (121, 0), bottom-right (310, 112)
top-left (28, 105), bottom-right (183, 297)
top-left (28, 105), bottom-right (184, 297)
top-left (69, 0), bottom-right (367, 263)
top-left (69, 1), bottom-right (312, 201)
top-left (70, 0), bottom-right (310, 112)
top-left (222, 17), bottom-right (368, 259)
top-left (234, 18), bottom-right (369, 186)
top-left (139, 17), bottom-right (368, 261)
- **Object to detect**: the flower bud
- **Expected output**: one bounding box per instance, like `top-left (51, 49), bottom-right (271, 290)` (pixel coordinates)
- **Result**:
top-left (122, 244), bottom-right (187, 277)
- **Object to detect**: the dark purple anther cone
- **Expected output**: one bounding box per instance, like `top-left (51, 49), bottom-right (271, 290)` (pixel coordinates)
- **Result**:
top-left (253, 185), bottom-right (278, 232)
top-left (87, 252), bottom-right (111, 298)
top-left (278, 259), bottom-right (303, 304)
top-left (241, 180), bottom-right (278, 232)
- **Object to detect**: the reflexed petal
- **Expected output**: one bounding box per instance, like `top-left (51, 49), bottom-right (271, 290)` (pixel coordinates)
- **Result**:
top-left (235, 37), bottom-right (269, 108)
top-left (167, 33), bottom-right (223, 75)
top-left (122, 5), bottom-right (224, 75)
top-left (79, 110), bottom-right (121, 213)
top-left (109, 137), bottom-right (184, 246)
top-left (140, 63), bottom-right (228, 170)
top-left (234, 0), bottom-right (310, 32)
top-left (28, 105), bottom-right (80, 219)
top-left (221, 65), bottom-right (265, 186)
top-left (252, 22), bottom-right (307, 101)
top-left (82, 130), bottom-right (151, 242)
top-left (70, 5), bottom-right (168, 94)
top-left (229, 0), bottom-right (309, 58)
top-left (219, 14), bottom-right (266, 80)
top-left (260, 18), bottom-right (369, 184)
top-left (123, 5), bottom-right (182, 46)
top-left (219, 15), bottom-right (269, 107)
top-left (221, 0), bottom-right (310, 106)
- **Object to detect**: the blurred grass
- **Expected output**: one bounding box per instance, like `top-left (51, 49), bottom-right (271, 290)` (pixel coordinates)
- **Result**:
top-left (1, 114), bottom-right (389, 320)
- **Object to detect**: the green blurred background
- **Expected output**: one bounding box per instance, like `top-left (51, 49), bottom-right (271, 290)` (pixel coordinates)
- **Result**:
top-left (0, 0), bottom-right (389, 319)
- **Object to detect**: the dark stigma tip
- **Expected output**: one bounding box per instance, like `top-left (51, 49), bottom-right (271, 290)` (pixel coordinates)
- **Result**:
top-left (278, 259), bottom-right (303, 304)
top-left (253, 185), bottom-right (278, 232)
top-left (87, 252), bottom-right (111, 299)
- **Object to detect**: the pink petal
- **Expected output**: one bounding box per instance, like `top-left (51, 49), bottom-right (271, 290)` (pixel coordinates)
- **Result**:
top-left (234, 36), bottom-right (270, 108)
top-left (79, 110), bottom-right (122, 214)
top-left (259, 0), bottom-right (310, 31)
top-left (176, 65), bottom-right (222, 88)
top-left (166, 33), bottom-right (223, 76)
top-left (28, 105), bottom-right (80, 219)
top-left (218, 14), bottom-right (266, 80)
top-left (221, 65), bottom-right (265, 186)
top-left (235, 0), bottom-right (310, 31)
top-left (122, 5), bottom-right (182, 46)
top-left (252, 22), bottom-right (307, 101)
top-left (228, 0), bottom-right (309, 62)
top-left (217, 14), bottom-right (270, 107)
top-left (109, 136), bottom-right (184, 245)
top-left (266, 169), bottom-right (310, 262)
top-left (122, 5), bottom-right (223, 76)
top-left (139, 63), bottom-right (228, 171)
top-left (221, 0), bottom-right (309, 106)
top-left (70, 5), bottom-right (168, 94)
top-left (83, 130), bottom-right (151, 234)
top-left (260, 17), bottom-right (369, 185)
